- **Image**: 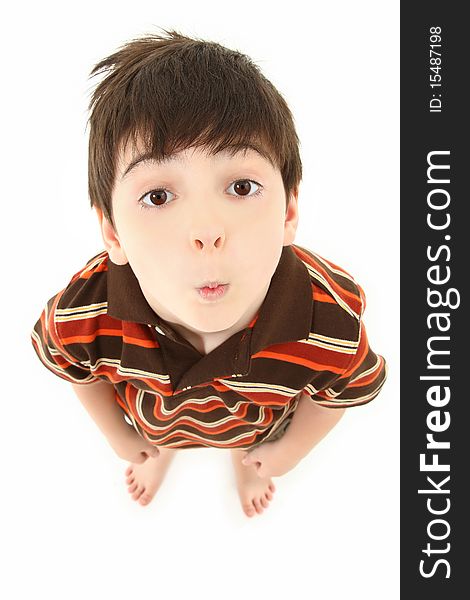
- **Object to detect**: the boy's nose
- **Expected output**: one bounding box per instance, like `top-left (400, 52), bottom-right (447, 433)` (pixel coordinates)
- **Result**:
top-left (192, 233), bottom-right (225, 250)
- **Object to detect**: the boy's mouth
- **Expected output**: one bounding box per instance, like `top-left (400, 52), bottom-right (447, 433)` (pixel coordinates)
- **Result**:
top-left (196, 281), bottom-right (228, 289)
top-left (196, 283), bottom-right (229, 301)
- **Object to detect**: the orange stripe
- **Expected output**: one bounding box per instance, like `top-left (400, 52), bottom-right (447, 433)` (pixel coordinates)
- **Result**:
top-left (313, 288), bottom-right (337, 304)
top-left (122, 335), bottom-right (159, 348)
top-left (253, 350), bottom-right (345, 374)
top-left (62, 330), bottom-right (159, 348)
top-left (338, 285), bottom-right (362, 305)
top-left (61, 328), bottom-right (123, 344)
top-left (344, 356), bottom-right (385, 388)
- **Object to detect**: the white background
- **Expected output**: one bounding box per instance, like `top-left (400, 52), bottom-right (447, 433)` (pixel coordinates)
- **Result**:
top-left (1, 1), bottom-right (399, 598)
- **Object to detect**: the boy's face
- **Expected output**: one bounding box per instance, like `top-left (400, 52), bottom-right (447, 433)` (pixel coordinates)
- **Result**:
top-left (98, 141), bottom-right (299, 348)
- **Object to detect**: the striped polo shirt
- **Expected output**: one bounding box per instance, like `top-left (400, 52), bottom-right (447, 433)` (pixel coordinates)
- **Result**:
top-left (31, 243), bottom-right (388, 450)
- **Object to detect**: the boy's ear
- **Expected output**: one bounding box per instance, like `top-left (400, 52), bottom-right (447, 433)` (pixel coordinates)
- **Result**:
top-left (283, 187), bottom-right (299, 246)
top-left (94, 207), bottom-right (128, 265)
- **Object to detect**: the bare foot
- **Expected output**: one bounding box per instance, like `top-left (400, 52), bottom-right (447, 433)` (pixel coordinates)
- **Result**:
top-left (125, 446), bottom-right (177, 506)
top-left (230, 448), bottom-right (276, 517)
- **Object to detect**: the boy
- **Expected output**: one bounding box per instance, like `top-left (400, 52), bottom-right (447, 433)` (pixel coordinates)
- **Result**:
top-left (31, 28), bottom-right (388, 518)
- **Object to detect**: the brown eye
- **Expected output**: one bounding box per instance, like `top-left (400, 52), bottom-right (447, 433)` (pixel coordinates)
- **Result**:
top-left (147, 190), bottom-right (167, 206)
top-left (140, 188), bottom-right (174, 210)
top-left (230, 179), bottom-right (261, 198)
top-left (234, 180), bottom-right (252, 196)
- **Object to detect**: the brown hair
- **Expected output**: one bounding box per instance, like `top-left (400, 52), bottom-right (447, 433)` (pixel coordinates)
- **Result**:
top-left (86, 27), bottom-right (302, 228)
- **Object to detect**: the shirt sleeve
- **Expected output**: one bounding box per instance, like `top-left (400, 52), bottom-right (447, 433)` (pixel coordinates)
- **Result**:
top-left (302, 284), bottom-right (388, 408)
top-left (31, 291), bottom-right (100, 385)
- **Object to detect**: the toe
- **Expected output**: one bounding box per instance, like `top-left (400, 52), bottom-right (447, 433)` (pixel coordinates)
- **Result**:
top-left (265, 490), bottom-right (273, 500)
top-left (128, 482), bottom-right (138, 493)
top-left (139, 492), bottom-right (153, 506)
top-left (132, 486), bottom-right (144, 500)
top-left (243, 503), bottom-right (256, 517)
top-left (252, 497), bottom-right (264, 514)
top-left (125, 466), bottom-right (133, 477)
top-left (269, 482), bottom-right (276, 493)
top-left (126, 476), bottom-right (135, 485)
top-left (260, 495), bottom-right (269, 509)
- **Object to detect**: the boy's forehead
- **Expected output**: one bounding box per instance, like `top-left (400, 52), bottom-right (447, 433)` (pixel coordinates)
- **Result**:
top-left (118, 140), bottom-right (275, 181)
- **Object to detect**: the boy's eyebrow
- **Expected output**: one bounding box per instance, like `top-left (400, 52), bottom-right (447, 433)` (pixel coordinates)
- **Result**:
top-left (120, 143), bottom-right (273, 181)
